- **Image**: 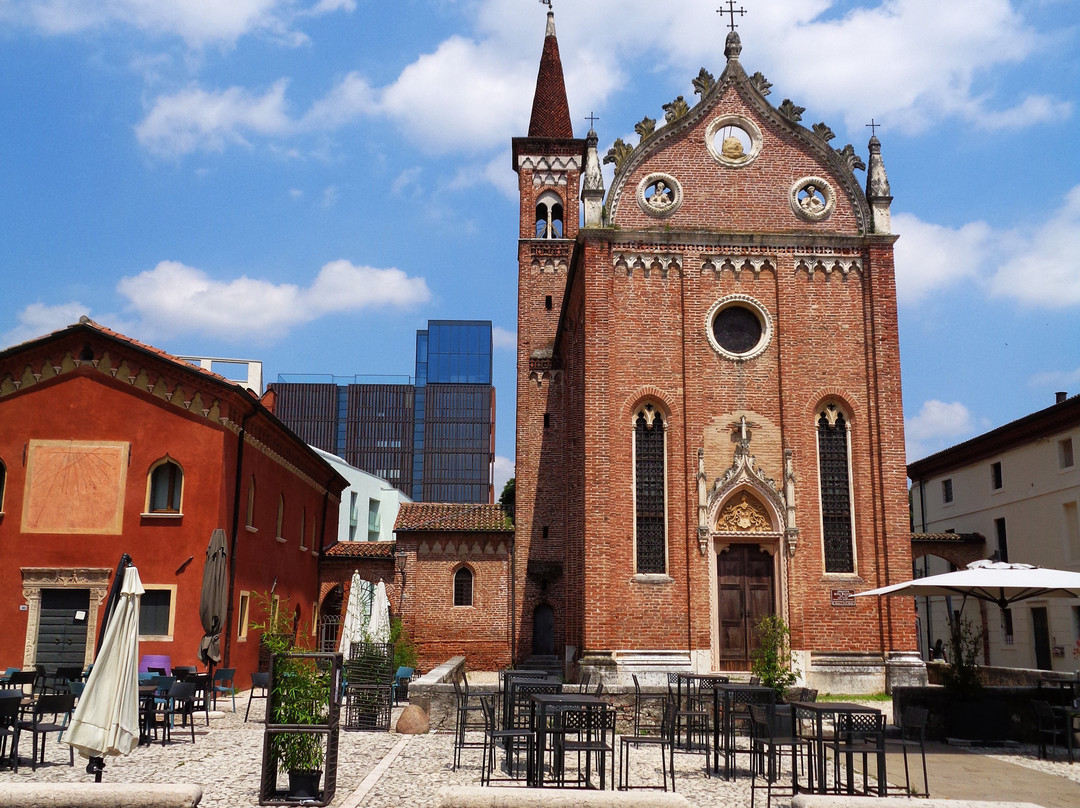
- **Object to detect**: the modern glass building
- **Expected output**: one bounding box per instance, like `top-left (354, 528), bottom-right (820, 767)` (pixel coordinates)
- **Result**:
top-left (268, 320), bottom-right (495, 504)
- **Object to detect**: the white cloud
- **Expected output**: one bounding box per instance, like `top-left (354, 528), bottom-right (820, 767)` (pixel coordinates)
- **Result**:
top-left (904, 399), bottom-right (985, 462)
top-left (988, 185), bottom-right (1080, 307)
top-left (115, 259), bottom-right (430, 340)
top-left (391, 167), bottom-right (422, 196)
top-left (3, 0), bottom-right (351, 46)
top-left (492, 454), bottom-right (514, 499)
top-left (1029, 367), bottom-right (1080, 391)
top-left (135, 80), bottom-right (292, 156)
top-left (0, 301), bottom-right (91, 348)
top-left (895, 185), bottom-right (1080, 309)
top-left (491, 326), bottom-right (516, 350)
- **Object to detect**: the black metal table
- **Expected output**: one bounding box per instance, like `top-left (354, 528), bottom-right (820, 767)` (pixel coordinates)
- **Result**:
top-left (1052, 704), bottom-right (1080, 764)
top-left (530, 693), bottom-right (606, 788)
top-left (711, 683), bottom-right (775, 779)
top-left (791, 701), bottom-right (886, 795)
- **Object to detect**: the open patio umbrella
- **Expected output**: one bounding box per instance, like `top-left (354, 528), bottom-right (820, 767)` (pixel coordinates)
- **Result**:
top-left (367, 580), bottom-right (392, 644)
top-left (65, 565), bottom-right (143, 781)
top-left (338, 571), bottom-right (373, 655)
top-left (198, 529), bottom-right (229, 671)
top-left (855, 559), bottom-right (1080, 610)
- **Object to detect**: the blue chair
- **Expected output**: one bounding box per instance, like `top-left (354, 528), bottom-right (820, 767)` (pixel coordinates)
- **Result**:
top-left (393, 667), bottom-right (414, 705)
top-left (211, 668), bottom-right (236, 712)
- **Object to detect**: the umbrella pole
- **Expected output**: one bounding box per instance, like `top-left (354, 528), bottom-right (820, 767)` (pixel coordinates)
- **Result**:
top-left (87, 755), bottom-right (105, 782)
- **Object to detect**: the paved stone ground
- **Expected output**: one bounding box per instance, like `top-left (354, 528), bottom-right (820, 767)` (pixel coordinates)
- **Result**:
top-left (1, 692), bottom-right (1078, 807)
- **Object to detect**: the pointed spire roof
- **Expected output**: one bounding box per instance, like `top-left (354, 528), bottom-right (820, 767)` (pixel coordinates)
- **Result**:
top-left (527, 11), bottom-right (573, 139)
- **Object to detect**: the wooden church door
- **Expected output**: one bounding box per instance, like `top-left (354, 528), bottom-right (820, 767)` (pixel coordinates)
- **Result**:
top-left (717, 545), bottom-right (775, 667)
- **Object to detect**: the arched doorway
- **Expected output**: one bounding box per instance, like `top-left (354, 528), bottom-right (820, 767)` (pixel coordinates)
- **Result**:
top-left (532, 603), bottom-right (555, 656)
top-left (318, 584), bottom-right (344, 653)
top-left (717, 544), bottom-right (775, 668)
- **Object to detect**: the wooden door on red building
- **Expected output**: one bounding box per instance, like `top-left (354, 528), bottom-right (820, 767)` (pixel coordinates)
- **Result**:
top-left (717, 545), bottom-right (774, 668)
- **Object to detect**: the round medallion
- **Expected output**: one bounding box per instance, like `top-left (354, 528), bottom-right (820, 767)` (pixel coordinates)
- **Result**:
top-left (706, 115), bottom-right (763, 168)
top-left (789, 176), bottom-right (835, 221)
top-left (636, 173), bottom-right (682, 218)
top-left (706, 295), bottom-right (772, 361)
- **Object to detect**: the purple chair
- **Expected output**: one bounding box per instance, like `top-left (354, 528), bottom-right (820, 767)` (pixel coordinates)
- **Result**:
top-left (139, 655), bottom-right (172, 676)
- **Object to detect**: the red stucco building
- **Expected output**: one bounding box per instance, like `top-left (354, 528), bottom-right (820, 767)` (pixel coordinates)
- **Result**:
top-left (513, 13), bottom-right (921, 691)
top-left (0, 318), bottom-right (346, 682)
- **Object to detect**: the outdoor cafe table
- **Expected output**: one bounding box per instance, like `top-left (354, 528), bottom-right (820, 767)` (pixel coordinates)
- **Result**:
top-left (499, 670), bottom-right (551, 730)
top-left (529, 693), bottom-right (607, 788)
top-left (791, 701), bottom-right (886, 796)
top-left (711, 683), bottom-right (775, 779)
top-left (1051, 704), bottom-right (1079, 764)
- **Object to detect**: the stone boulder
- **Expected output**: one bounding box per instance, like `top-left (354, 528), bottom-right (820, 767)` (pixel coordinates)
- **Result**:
top-left (396, 703), bottom-right (430, 734)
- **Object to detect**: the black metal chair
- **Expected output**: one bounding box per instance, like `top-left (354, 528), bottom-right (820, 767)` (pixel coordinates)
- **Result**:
top-left (666, 674), bottom-right (710, 762)
top-left (245, 671), bottom-right (269, 722)
top-left (452, 674), bottom-right (486, 771)
top-left (1033, 700), bottom-right (1068, 761)
top-left (0, 692), bottom-right (22, 772)
top-left (7, 671), bottom-right (36, 698)
top-left (17, 693), bottom-right (75, 770)
top-left (157, 681), bottom-right (198, 744)
top-left (479, 695), bottom-right (534, 785)
top-left (749, 703), bottom-right (808, 808)
top-left (832, 711), bottom-right (886, 795)
top-left (631, 674), bottom-right (664, 739)
top-left (620, 699), bottom-right (676, 791)
top-left (558, 702), bottom-right (617, 789)
top-left (886, 705), bottom-right (929, 797)
top-left (172, 666), bottom-right (197, 681)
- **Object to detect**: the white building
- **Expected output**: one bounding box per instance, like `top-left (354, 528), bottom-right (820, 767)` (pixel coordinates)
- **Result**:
top-left (908, 393), bottom-right (1080, 673)
top-left (312, 447), bottom-right (411, 543)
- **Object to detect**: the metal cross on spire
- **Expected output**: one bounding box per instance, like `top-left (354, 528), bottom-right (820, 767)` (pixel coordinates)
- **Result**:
top-left (718, 1), bottom-right (747, 32)
top-left (866, 118), bottom-right (883, 137)
top-left (539, 0), bottom-right (552, 9)
top-left (586, 112), bottom-right (600, 129)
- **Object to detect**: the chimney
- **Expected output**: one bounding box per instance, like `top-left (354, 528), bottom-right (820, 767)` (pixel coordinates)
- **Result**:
top-left (1056, 391), bottom-right (1067, 404)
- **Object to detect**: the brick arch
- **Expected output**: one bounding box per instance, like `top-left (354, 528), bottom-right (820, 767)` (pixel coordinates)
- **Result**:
top-left (805, 387), bottom-right (862, 423)
top-left (620, 385), bottom-right (678, 424)
top-left (912, 542), bottom-right (985, 569)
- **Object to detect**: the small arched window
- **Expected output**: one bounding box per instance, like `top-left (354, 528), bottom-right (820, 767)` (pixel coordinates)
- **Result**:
top-left (147, 457), bottom-right (183, 514)
top-left (0, 458), bottom-right (6, 512)
top-left (300, 508), bottom-right (307, 550)
top-left (634, 403), bottom-right (667, 574)
top-left (276, 494), bottom-right (285, 541)
top-left (453, 567), bottom-right (474, 607)
top-left (817, 403), bottom-right (855, 573)
top-left (535, 191), bottom-right (564, 239)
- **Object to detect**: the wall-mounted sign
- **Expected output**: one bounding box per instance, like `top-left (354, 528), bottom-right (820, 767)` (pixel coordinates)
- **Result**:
top-left (831, 589), bottom-right (856, 608)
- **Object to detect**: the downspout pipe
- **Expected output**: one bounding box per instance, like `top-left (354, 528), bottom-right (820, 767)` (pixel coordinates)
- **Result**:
top-left (224, 410), bottom-right (252, 668)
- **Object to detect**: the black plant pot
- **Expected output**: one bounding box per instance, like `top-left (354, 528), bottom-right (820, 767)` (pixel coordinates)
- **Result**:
top-left (288, 769), bottom-right (322, 800)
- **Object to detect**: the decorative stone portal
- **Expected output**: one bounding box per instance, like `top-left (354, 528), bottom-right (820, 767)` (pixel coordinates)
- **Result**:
top-left (21, 567), bottom-right (111, 668)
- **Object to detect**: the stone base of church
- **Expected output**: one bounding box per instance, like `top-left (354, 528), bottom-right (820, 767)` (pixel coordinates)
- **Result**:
top-left (581, 650), bottom-right (693, 688)
top-left (884, 650), bottom-right (928, 692)
top-left (797, 651), bottom-right (888, 694)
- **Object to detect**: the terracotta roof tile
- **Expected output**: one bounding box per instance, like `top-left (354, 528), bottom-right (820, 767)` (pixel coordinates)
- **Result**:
top-left (912, 532), bottom-right (986, 544)
top-left (528, 28), bottom-right (573, 138)
top-left (323, 541), bottom-right (397, 558)
top-left (395, 503), bottom-right (513, 533)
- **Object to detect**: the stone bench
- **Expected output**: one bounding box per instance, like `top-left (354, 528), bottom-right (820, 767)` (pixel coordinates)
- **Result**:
top-left (435, 785), bottom-right (689, 808)
top-left (0, 783), bottom-right (202, 807)
top-left (793, 797), bottom-right (1043, 808)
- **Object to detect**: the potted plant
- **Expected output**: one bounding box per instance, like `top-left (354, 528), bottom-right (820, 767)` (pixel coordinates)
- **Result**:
top-left (253, 593), bottom-right (330, 800)
top-left (751, 614), bottom-right (799, 701)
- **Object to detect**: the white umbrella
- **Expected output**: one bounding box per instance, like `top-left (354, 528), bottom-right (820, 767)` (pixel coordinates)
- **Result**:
top-left (66, 565), bottom-right (144, 778)
top-left (855, 560), bottom-right (1080, 609)
top-left (367, 580), bottom-right (391, 644)
top-left (338, 571), bottom-right (373, 655)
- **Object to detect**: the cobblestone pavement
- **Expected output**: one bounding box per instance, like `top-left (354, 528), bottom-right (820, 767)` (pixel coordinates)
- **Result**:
top-left (1, 692), bottom-right (1078, 807)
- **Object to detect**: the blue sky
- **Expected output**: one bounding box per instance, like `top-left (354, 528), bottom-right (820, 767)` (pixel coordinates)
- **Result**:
top-left (1, 0), bottom-right (1078, 494)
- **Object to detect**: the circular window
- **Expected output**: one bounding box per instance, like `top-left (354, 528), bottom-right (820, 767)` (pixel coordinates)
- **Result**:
top-left (706, 296), bottom-right (772, 361)
top-left (706, 116), bottom-right (763, 168)
top-left (789, 176), bottom-right (836, 221)
top-left (636, 172), bottom-right (682, 218)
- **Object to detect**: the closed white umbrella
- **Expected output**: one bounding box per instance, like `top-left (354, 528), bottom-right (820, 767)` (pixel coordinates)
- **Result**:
top-left (338, 571), bottom-right (372, 655)
top-left (66, 565), bottom-right (144, 780)
top-left (856, 560), bottom-right (1080, 609)
top-left (367, 580), bottom-right (391, 644)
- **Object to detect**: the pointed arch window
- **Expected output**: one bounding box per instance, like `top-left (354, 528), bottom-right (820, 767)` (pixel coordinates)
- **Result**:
top-left (147, 457), bottom-right (183, 514)
top-left (276, 494), bottom-right (285, 542)
top-left (0, 458), bottom-right (6, 512)
top-left (817, 404), bottom-right (855, 573)
top-left (246, 476), bottom-right (256, 529)
top-left (535, 190), bottom-right (564, 239)
top-left (634, 403), bottom-right (667, 574)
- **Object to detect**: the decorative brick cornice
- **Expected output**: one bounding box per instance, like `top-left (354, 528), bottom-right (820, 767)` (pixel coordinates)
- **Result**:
top-left (613, 251), bottom-right (684, 278)
top-left (700, 255), bottom-right (776, 279)
top-left (794, 254), bottom-right (863, 277)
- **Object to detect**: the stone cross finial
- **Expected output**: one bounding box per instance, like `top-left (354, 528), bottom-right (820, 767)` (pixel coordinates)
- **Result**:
top-left (866, 118), bottom-right (882, 137)
top-left (718, 1), bottom-right (746, 32)
top-left (539, 0), bottom-right (552, 9)
top-left (586, 112), bottom-right (600, 129)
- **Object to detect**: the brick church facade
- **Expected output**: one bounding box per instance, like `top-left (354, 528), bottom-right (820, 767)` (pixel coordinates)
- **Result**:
top-left (513, 12), bottom-right (922, 691)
